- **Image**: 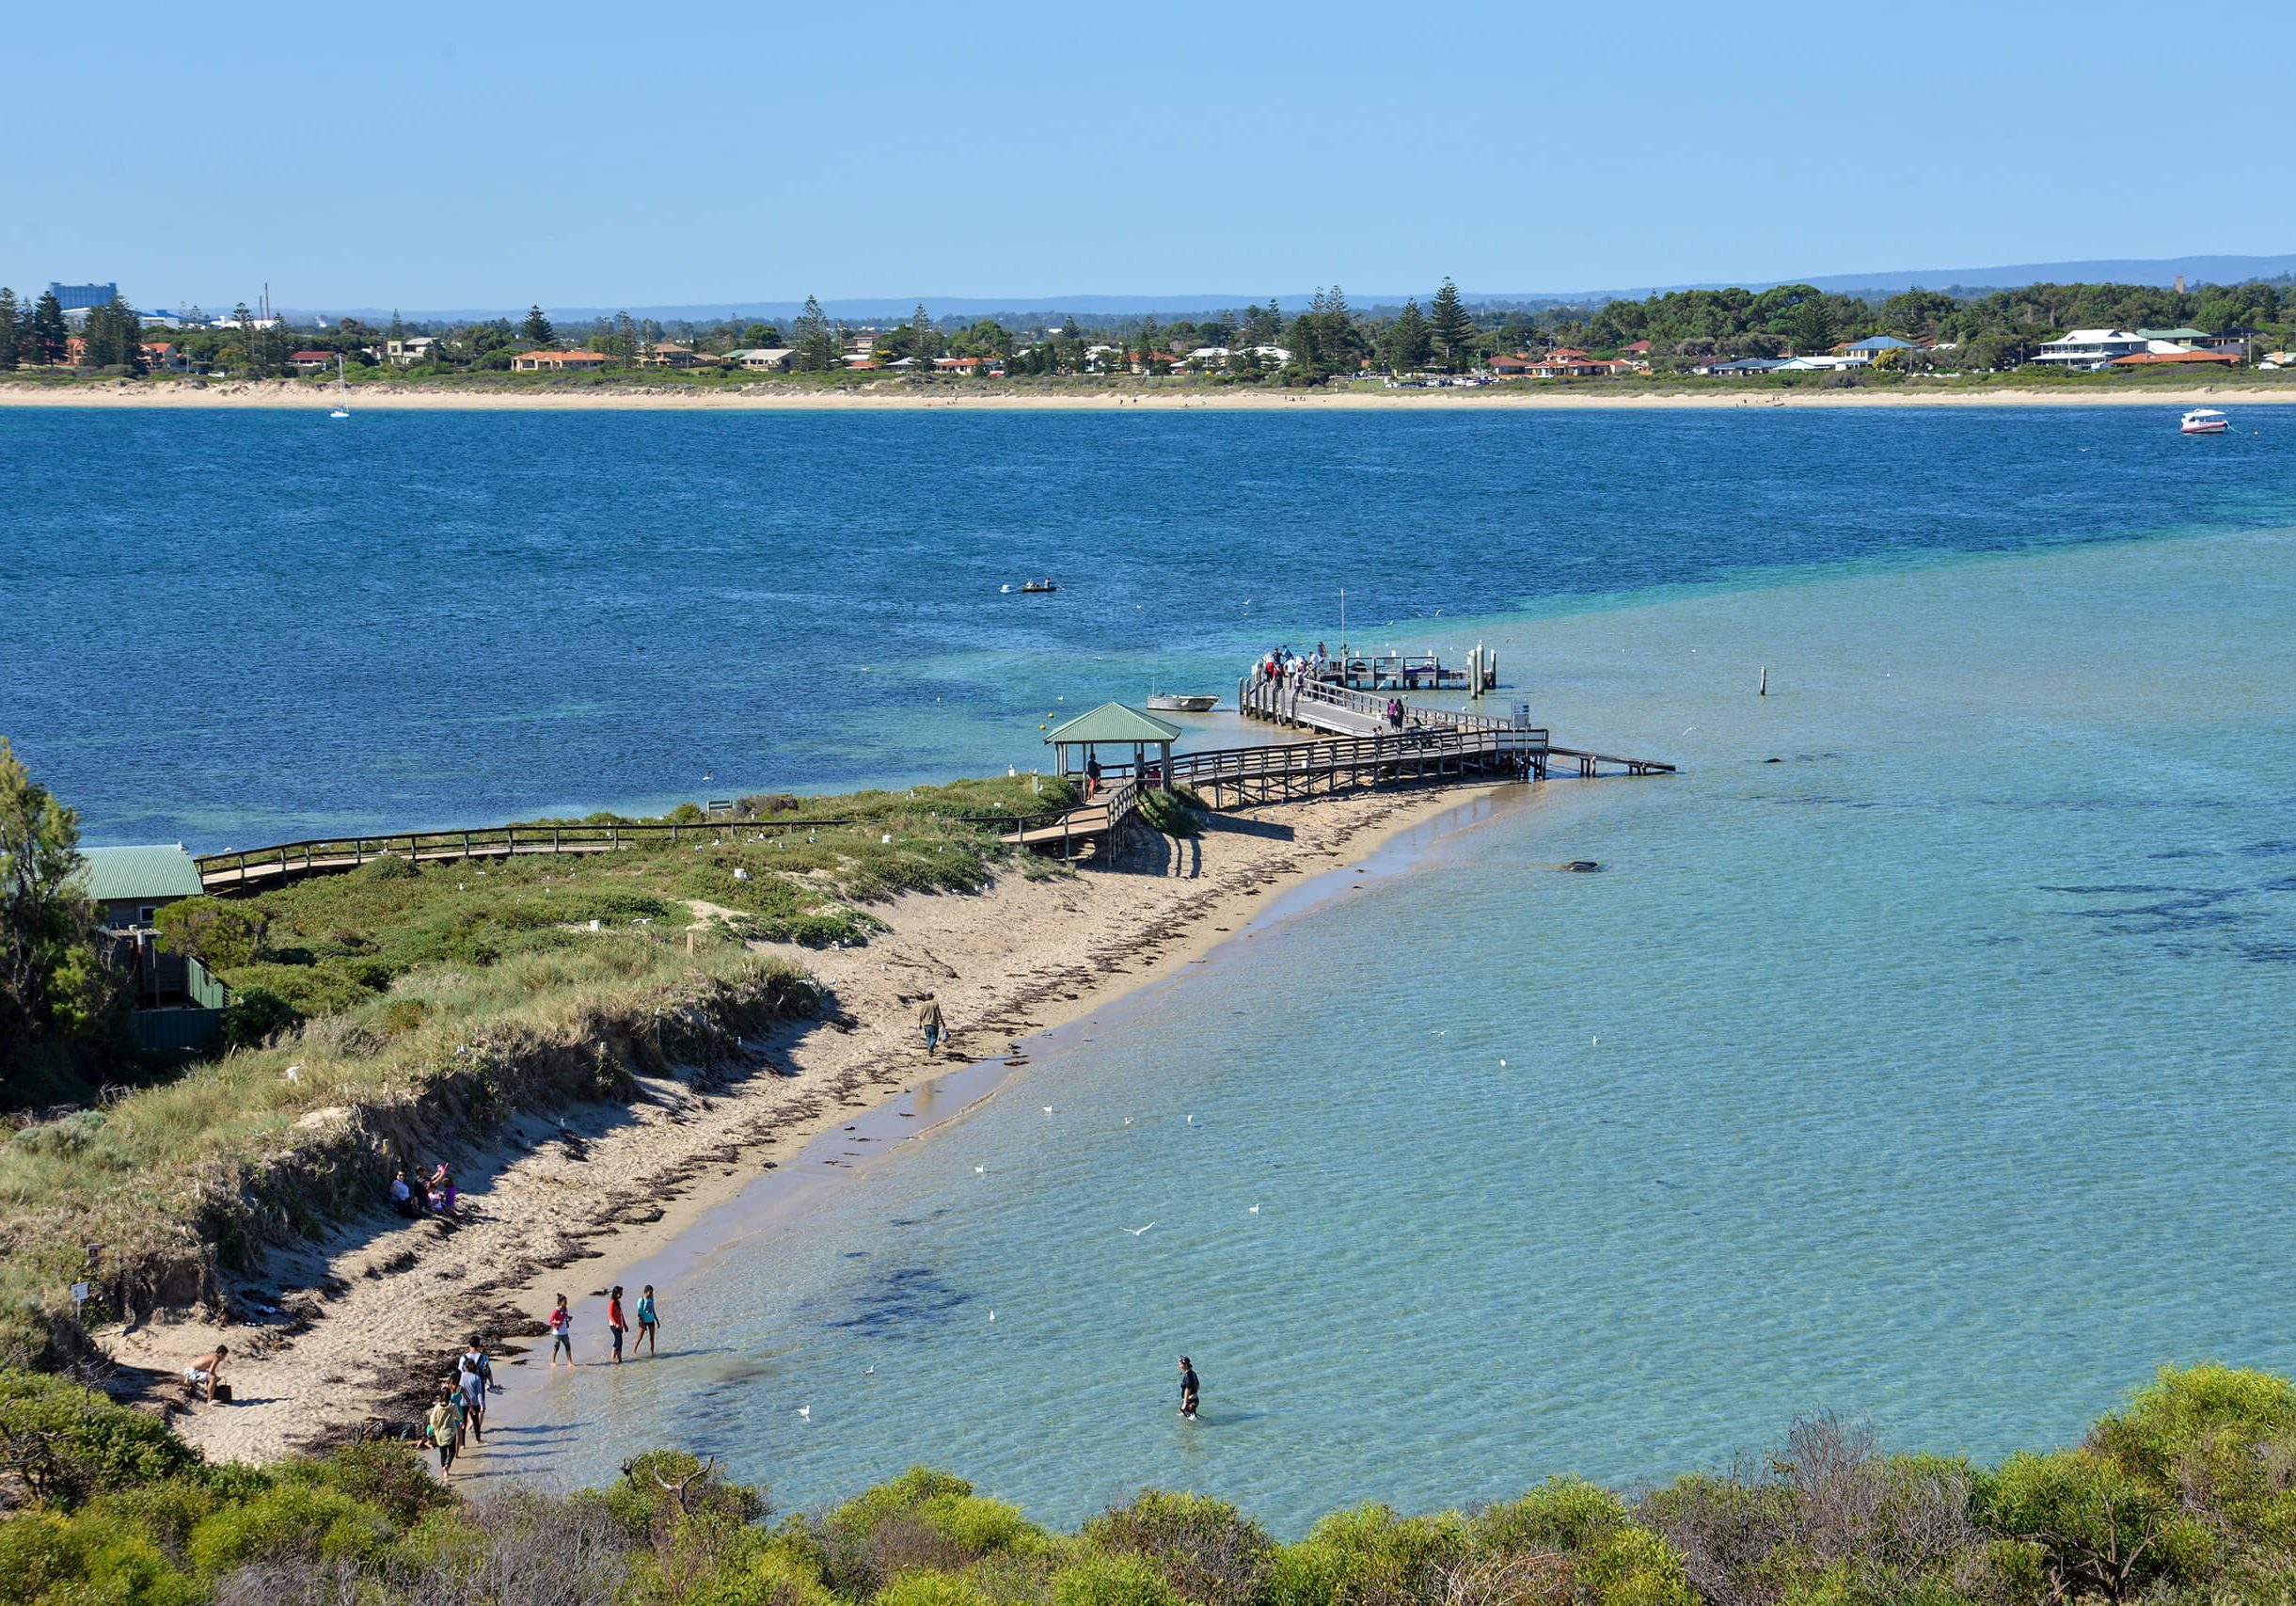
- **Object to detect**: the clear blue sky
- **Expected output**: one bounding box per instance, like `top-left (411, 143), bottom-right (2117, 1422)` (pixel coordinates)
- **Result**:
top-left (8, 0), bottom-right (2286, 311)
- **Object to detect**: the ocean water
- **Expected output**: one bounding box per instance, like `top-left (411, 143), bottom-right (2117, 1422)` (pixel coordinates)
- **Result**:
top-left (1, 405), bottom-right (2289, 845)
top-left (8, 405), bottom-right (2296, 1528)
top-left (486, 523), bottom-right (2296, 1528)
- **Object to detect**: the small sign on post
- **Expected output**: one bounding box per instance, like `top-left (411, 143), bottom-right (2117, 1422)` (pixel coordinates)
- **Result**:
top-left (70, 1281), bottom-right (90, 1317)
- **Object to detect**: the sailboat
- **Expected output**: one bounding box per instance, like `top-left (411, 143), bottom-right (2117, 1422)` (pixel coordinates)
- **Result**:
top-left (330, 354), bottom-right (351, 418)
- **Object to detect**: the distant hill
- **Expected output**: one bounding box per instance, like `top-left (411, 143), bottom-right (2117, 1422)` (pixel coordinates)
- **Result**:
top-left (282, 253), bottom-right (2296, 325)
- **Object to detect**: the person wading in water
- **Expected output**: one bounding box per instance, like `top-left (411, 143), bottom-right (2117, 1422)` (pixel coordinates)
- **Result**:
top-left (1178, 1356), bottom-right (1200, 1421)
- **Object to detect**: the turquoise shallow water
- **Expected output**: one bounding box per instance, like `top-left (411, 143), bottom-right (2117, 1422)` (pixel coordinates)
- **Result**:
top-left (493, 524), bottom-right (2296, 1529)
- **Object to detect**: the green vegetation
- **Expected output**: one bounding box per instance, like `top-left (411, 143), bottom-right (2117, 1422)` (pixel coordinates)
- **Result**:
top-left (8, 1364), bottom-right (2296, 1602)
top-left (0, 739), bottom-right (122, 1105)
top-left (0, 751), bottom-right (1076, 1367)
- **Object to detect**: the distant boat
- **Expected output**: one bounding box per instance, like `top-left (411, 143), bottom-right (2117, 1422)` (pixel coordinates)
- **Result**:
top-left (2181, 407), bottom-right (2228, 435)
top-left (1007, 580), bottom-right (1057, 594)
top-left (330, 405), bottom-right (351, 419)
top-left (330, 353), bottom-right (350, 416)
top-left (1147, 693), bottom-right (1218, 713)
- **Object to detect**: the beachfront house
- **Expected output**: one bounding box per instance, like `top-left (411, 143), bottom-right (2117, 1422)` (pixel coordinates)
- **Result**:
top-left (2029, 330), bottom-right (2151, 369)
top-left (1777, 354), bottom-right (1868, 372)
top-left (725, 347), bottom-right (796, 372)
top-left (75, 846), bottom-right (235, 1054)
top-left (1699, 357), bottom-right (1790, 375)
top-left (385, 336), bottom-right (439, 366)
top-left (286, 349), bottom-right (335, 375)
top-left (2107, 348), bottom-right (2242, 371)
top-left (80, 845), bottom-right (203, 932)
top-left (639, 342), bottom-right (710, 368)
top-left (1834, 335), bottom-right (1920, 365)
top-left (512, 349), bottom-right (612, 372)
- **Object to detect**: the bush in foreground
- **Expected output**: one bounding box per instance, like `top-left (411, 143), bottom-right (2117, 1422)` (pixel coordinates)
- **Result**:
top-left (8, 1363), bottom-right (2296, 1603)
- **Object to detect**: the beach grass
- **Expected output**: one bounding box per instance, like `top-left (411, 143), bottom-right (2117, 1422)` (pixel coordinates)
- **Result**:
top-left (0, 774), bottom-right (1078, 1365)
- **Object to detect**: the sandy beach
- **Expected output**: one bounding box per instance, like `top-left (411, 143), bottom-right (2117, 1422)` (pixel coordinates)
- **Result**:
top-left (107, 782), bottom-right (1498, 1468)
top-left (5, 377), bottom-right (2292, 411)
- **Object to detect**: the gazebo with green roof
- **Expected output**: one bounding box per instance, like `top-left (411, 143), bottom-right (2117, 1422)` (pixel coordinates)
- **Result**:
top-left (1044, 702), bottom-right (1181, 790)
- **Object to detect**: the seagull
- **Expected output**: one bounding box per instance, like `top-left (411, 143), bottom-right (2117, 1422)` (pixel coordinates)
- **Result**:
top-left (1126, 1222), bottom-right (1156, 1236)
top-left (1682, 725), bottom-right (1696, 735)
top-left (1248, 1204), bottom-right (1259, 1215)
top-left (1591, 1035), bottom-right (1600, 1045)
top-left (974, 1165), bottom-right (986, 1174)
top-left (1123, 1117), bottom-right (1132, 1126)
top-left (989, 1311), bottom-right (996, 1322)
top-left (797, 1406), bottom-right (810, 1419)
top-left (1042, 1105), bottom-right (1054, 1115)
top-left (865, 1365), bottom-right (874, 1375)
top-left (1184, 1114), bottom-right (1194, 1125)
top-left (1498, 1058), bottom-right (1508, 1067)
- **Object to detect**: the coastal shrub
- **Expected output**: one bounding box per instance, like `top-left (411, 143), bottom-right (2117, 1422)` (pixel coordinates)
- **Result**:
top-left (1266, 1505), bottom-right (1465, 1606)
top-left (0, 1370), bottom-right (201, 1506)
top-left (2092, 1363), bottom-right (2296, 1537)
top-left (1574, 1525), bottom-right (1696, 1606)
top-left (874, 1569), bottom-right (995, 1606)
top-left (278, 1440), bottom-right (451, 1529)
top-left (354, 852), bottom-right (417, 882)
top-left (0, 1505), bottom-right (193, 1606)
top-left (1973, 1447), bottom-right (2210, 1600)
top-left (8, 1108), bottom-right (112, 1160)
top-left (183, 1480), bottom-right (393, 1576)
top-left (217, 985), bottom-right (302, 1048)
top-left (1470, 1478), bottom-right (1632, 1559)
top-left (1053, 1550), bottom-right (1182, 1606)
top-left (153, 900), bottom-right (268, 969)
top-left (1082, 1490), bottom-right (1274, 1606)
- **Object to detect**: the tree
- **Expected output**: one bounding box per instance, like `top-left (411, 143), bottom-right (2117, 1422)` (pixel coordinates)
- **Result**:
top-left (80, 296), bottom-right (144, 373)
top-left (738, 322), bottom-right (782, 348)
top-left (520, 305), bottom-right (556, 347)
top-left (1429, 279), bottom-right (1475, 373)
top-left (0, 739), bottom-right (119, 1081)
top-left (0, 288), bottom-right (19, 372)
top-left (909, 303), bottom-right (936, 365)
top-left (1384, 297), bottom-right (1432, 373)
top-left (792, 295), bottom-right (838, 372)
top-left (25, 290), bottom-right (69, 367)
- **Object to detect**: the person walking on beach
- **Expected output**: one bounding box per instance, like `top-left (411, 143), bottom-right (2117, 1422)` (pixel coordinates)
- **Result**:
top-left (608, 1285), bottom-right (628, 1363)
top-left (918, 993), bottom-right (945, 1057)
top-left (636, 1285), bottom-right (660, 1356)
top-left (546, 1293), bottom-right (574, 1367)
top-left (457, 1339), bottom-right (490, 1441)
top-left (1178, 1356), bottom-right (1200, 1421)
top-left (427, 1385), bottom-right (460, 1475)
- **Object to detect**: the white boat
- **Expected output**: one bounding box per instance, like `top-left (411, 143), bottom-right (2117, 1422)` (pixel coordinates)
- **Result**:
top-left (1146, 693), bottom-right (1218, 713)
top-left (330, 406), bottom-right (351, 419)
top-left (2181, 407), bottom-right (2227, 435)
top-left (330, 354), bottom-right (350, 417)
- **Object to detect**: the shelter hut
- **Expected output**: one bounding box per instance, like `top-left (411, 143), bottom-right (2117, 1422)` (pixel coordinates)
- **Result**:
top-left (1044, 702), bottom-right (1181, 791)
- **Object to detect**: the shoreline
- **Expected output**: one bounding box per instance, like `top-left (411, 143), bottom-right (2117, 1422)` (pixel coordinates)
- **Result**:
top-left (108, 779), bottom-right (1513, 1469)
top-left (5, 377), bottom-right (2293, 412)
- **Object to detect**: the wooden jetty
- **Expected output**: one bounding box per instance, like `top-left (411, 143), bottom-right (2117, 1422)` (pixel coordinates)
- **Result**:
top-left (999, 680), bottom-right (1672, 861)
top-left (1316, 644), bottom-right (1498, 695)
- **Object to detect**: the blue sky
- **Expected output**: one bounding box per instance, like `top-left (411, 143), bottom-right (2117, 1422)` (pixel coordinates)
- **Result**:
top-left (8, 0), bottom-right (2287, 310)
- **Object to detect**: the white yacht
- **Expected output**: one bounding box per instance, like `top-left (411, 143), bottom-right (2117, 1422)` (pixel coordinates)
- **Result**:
top-left (2180, 407), bottom-right (2228, 435)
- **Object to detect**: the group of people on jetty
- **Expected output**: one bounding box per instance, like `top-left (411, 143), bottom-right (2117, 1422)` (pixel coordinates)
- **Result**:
top-left (1255, 642), bottom-right (1331, 687)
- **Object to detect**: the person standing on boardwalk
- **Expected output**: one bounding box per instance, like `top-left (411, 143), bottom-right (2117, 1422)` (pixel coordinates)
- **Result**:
top-left (427, 1385), bottom-right (460, 1475)
top-left (607, 1285), bottom-right (628, 1363)
top-left (1178, 1356), bottom-right (1200, 1421)
top-left (636, 1285), bottom-right (660, 1356)
top-left (918, 994), bottom-right (945, 1057)
top-left (546, 1294), bottom-right (574, 1367)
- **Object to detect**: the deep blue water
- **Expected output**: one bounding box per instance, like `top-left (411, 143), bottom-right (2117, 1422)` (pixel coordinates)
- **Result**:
top-left (3, 405), bottom-right (2289, 845)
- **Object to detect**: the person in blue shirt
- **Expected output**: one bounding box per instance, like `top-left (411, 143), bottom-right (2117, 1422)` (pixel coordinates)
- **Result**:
top-left (636, 1284), bottom-right (660, 1357)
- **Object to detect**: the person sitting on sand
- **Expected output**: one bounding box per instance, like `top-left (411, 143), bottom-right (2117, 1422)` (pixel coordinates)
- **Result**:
top-left (918, 994), bottom-right (945, 1057)
top-left (389, 1167), bottom-right (416, 1217)
top-left (428, 1161), bottom-right (458, 1216)
top-left (183, 1344), bottom-right (228, 1404)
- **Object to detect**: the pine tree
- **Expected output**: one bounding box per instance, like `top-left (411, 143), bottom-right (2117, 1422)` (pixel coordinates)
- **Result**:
top-left (1429, 279), bottom-right (1475, 373)
top-left (520, 305), bottom-right (556, 347)
top-left (27, 290), bottom-right (69, 367)
top-left (1385, 297), bottom-right (1432, 373)
top-left (1137, 315), bottom-right (1161, 370)
top-left (910, 304), bottom-right (934, 365)
top-left (792, 295), bottom-right (837, 372)
top-left (0, 289), bottom-right (19, 372)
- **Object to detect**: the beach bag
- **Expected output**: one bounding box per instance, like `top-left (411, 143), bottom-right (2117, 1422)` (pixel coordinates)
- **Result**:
top-left (213, 1383), bottom-right (232, 1404)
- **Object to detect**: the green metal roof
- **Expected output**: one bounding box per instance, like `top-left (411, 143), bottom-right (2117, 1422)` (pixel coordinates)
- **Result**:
top-left (78, 844), bottom-right (203, 902)
top-left (1043, 702), bottom-right (1183, 745)
top-left (2137, 326), bottom-right (2209, 342)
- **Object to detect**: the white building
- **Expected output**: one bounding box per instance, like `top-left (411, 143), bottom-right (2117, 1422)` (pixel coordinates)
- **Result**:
top-left (2029, 329), bottom-right (2151, 369)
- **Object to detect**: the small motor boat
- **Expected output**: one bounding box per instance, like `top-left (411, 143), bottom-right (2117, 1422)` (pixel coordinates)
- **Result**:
top-left (1146, 693), bottom-right (1218, 712)
top-left (2181, 407), bottom-right (2228, 435)
top-left (1017, 580), bottom-right (1058, 594)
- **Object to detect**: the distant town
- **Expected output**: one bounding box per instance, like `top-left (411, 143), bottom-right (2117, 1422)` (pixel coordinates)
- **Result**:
top-left (4, 274), bottom-right (2292, 387)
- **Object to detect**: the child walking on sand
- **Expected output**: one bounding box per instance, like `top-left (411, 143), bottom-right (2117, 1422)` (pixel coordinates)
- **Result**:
top-left (427, 1386), bottom-right (460, 1475)
top-left (546, 1294), bottom-right (574, 1367)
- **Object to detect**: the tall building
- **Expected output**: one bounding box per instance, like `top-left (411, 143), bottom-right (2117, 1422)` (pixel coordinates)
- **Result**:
top-left (48, 280), bottom-right (119, 311)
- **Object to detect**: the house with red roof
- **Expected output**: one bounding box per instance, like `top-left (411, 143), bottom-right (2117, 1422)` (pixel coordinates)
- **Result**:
top-left (286, 349), bottom-right (336, 375)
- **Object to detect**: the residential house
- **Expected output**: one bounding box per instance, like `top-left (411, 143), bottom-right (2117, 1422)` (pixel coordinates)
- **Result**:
top-left (141, 341), bottom-right (193, 373)
top-left (78, 846), bottom-right (231, 1055)
top-left (1489, 353), bottom-right (1537, 375)
top-left (512, 349), bottom-right (612, 372)
top-left (2200, 326), bottom-right (2266, 358)
top-left (724, 347), bottom-right (796, 371)
top-left (385, 336), bottom-right (439, 366)
top-left (286, 349), bottom-right (335, 375)
top-left (1698, 357), bottom-right (1790, 376)
top-left (1623, 340), bottom-right (1653, 358)
top-left (2107, 348), bottom-right (2241, 370)
top-left (80, 845), bottom-right (203, 932)
top-left (2133, 326), bottom-right (2210, 347)
top-left (639, 342), bottom-right (711, 368)
top-left (1521, 349), bottom-right (1635, 378)
top-left (1777, 354), bottom-right (1868, 372)
top-left (2029, 329), bottom-right (2152, 369)
top-left (2257, 351), bottom-right (2294, 371)
top-left (932, 356), bottom-right (993, 374)
top-left (1834, 335), bottom-right (1920, 364)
